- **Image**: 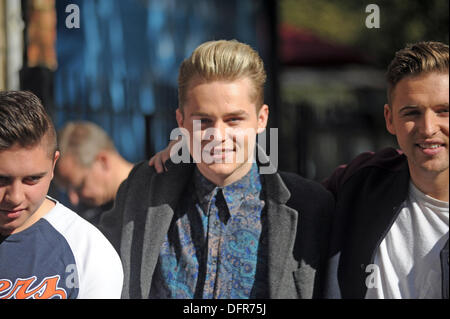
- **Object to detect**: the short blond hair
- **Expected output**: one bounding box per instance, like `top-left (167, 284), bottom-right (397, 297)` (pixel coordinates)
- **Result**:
top-left (57, 121), bottom-right (115, 167)
top-left (386, 41), bottom-right (449, 104)
top-left (178, 40), bottom-right (266, 111)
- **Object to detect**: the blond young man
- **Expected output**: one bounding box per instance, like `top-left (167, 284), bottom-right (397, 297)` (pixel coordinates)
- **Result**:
top-left (100, 40), bottom-right (334, 299)
top-left (0, 91), bottom-right (123, 299)
top-left (324, 41), bottom-right (449, 299)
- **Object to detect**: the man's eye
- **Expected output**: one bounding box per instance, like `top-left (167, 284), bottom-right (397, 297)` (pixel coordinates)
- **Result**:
top-left (24, 176), bottom-right (42, 184)
top-left (226, 117), bottom-right (244, 125)
top-left (199, 118), bottom-right (212, 124)
top-left (0, 177), bottom-right (11, 186)
top-left (404, 111), bottom-right (421, 116)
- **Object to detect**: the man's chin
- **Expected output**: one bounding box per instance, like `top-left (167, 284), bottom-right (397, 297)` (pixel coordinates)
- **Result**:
top-left (409, 156), bottom-right (449, 175)
top-left (200, 161), bottom-right (239, 174)
top-left (196, 161), bottom-right (253, 183)
top-left (420, 163), bottom-right (449, 174)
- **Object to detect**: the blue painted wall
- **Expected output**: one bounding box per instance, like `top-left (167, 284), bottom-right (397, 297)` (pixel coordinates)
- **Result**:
top-left (54, 0), bottom-right (272, 163)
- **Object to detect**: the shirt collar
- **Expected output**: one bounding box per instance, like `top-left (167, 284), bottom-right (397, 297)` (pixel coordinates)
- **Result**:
top-left (194, 163), bottom-right (262, 215)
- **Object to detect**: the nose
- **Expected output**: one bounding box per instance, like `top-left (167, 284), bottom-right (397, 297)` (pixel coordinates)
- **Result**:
top-left (208, 121), bottom-right (227, 142)
top-left (419, 109), bottom-right (439, 137)
top-left (4, 181), bottom-right (25, 207)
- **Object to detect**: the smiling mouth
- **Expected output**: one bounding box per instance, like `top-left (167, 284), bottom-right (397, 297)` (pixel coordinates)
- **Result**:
top-left (199, 148), bottom-right (238, 164)
top-left (415, 142), bottom-right (447, 156)
top-left (417, 143), bottom-right (444, 149)
top-left (0, 209), bottom-right (25, 219)
top-left (0, 208), bottom-right (23, 212)
top-left (210, 149), bottom-right (235, 154)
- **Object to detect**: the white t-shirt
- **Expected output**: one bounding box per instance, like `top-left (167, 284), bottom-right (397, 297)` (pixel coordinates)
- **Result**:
top-left (0, 197), bottom-right (123, 299)
top-left (365, 182), bottom-right (449, 299)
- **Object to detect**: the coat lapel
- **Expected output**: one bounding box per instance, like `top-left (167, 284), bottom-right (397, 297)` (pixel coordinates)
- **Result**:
top-left (139, 161), bottom-right (195, 298)
top-left (140, 205), bottom-right (174, 298)
top-left (262, 172), bottom-right (299, 298)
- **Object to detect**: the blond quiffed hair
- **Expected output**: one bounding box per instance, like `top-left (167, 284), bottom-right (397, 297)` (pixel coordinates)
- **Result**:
top-left (178, 39), bottom-right (267, 111)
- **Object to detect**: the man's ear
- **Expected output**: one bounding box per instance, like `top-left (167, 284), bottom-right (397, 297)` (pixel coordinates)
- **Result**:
top-left (384, 104), bottom-right (396, 135)
top-left (176, 108), bottom-right (184, 128)
top-left (53, 150), bottom-right (60, 164)
top-left (256, 104), bottom-right (269, 134)
top-left (96, 150), bottom-right (109, 170)
top-left (50, 151), bottom-right (60, 180)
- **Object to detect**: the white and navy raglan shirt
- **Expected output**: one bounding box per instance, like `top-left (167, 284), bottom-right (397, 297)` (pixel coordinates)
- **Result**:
top-left (0, 197), bottom-right (123, 299)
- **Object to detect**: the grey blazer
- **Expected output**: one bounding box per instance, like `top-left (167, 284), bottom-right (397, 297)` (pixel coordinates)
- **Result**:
top-left (99, 161), bottom-right (334, 299)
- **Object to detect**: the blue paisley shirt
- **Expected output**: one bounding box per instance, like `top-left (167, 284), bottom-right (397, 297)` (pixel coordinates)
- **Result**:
top-left (149, 163), bottom-right (268, 299)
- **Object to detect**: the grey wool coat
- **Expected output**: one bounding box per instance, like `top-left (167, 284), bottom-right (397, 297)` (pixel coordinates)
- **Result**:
top-left (99, 160), bottom-right (334, 299)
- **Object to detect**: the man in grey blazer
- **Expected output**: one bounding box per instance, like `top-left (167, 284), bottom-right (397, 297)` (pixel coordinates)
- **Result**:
top-left (100, 40), bottom-right (334, 299)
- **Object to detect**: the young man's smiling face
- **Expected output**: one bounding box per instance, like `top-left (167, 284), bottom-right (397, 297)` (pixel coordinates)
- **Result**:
top-left (176, 77), bottom-right (269, 186)
top-left (0, 141), bottom-right (59, 236)
top-left (384, 72), bottom-right (449, 181)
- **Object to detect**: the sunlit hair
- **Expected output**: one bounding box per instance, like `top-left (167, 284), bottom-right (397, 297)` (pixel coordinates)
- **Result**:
top-left (178, 39), bottom-right (267, 112)
top-left (0, 90), bottom-right (57, 157)
top-left (57, 121), bottom-right (116, 167)
top-left (386, 41), bottom-right (449, 104)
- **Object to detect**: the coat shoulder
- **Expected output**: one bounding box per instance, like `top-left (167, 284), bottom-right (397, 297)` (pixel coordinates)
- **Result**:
top-left (278, 171), bottom-right (334, 221)
top-left (279, 171), bottom-right (332, 199)
top-left (128, 161), bottom-right (156, 181)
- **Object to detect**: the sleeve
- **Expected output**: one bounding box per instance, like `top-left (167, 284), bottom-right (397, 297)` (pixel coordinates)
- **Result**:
top-left (321, 151), bottom-right (376, 198)
top-left (98, 176), bottom-right (130, 253)
top-left (279, 171), bottom-right (336, 298)
top-left (98, 162), bottom-right (143, 252)
top-left (75, 225), bottom-right (124, 299)
top-left (316, 186), bottom-right (336, 298)
top-left (46, 204), bottom-right (124, 299)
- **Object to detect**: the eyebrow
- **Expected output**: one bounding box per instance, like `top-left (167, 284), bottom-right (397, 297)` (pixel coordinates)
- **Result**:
top-left (399, 103), bottom-right (449, 112)
top-left (28, 172), bottom-right (48, 178)
top-left (399, 105), bottom-right (420, 112)
top-left (190, 110), bottom-right (249, 117)
top-left (0, 172), bottom-right (47, 179)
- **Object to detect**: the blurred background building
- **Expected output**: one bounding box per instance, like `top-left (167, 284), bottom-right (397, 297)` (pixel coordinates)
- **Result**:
top-left (0, 0), bottom-right (448, 204)
top-left (278, 0), bottom-right (448, 180)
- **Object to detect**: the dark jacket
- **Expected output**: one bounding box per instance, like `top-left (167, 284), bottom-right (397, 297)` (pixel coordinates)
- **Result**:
top-left (323, 147), bottom-right (449, 299)
top-left (100, 160), bottom-right (334, 299)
